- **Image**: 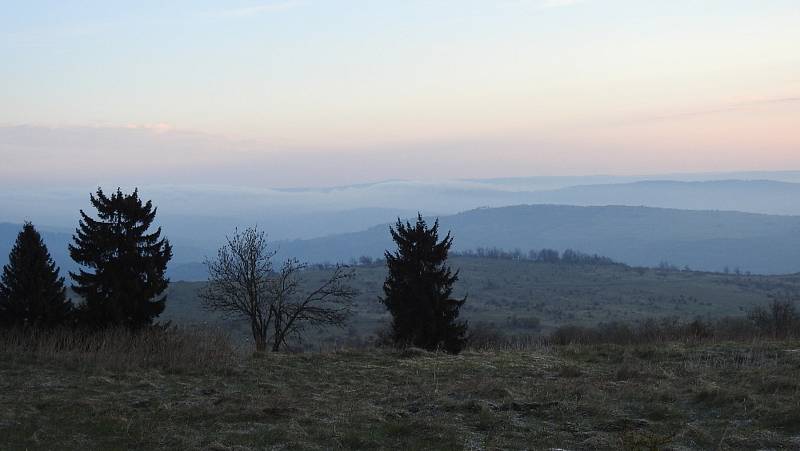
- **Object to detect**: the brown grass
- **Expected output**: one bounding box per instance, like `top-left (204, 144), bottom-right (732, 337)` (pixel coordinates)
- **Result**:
top-left (2, 334), bottom-right (800, 449)
top-left (0, 326), bottom-right (239, 374)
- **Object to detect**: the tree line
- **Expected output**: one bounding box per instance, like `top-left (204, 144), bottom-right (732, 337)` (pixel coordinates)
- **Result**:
top-left (0, 190), bottom-right (469, 353)
top-left (345, 246), bottom-right (618, 268)
top-left (453, 247), bottom-right (618, 265)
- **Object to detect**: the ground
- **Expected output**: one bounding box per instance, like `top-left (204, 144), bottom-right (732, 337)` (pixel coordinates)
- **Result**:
top-left (3, 341), bottom-right (800, 450)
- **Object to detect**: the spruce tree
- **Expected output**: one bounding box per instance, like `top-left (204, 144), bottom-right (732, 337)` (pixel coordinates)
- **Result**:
top-left (69, 188), bottom-right (172, 329)
top-left (381, 214), bottom-right (467, 353)
top-left (0, 222), bottom-right (72, 328)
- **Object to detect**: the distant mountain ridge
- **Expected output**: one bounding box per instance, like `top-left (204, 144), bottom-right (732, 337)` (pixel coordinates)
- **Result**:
top-left (5, 178), bottom-right (800, 240)
top-left (4, 179), bottom-right (800, 280)
top-left (526, 180), bottom-right (800, 216)
top-left (271, 204), bottom-right (800, 276)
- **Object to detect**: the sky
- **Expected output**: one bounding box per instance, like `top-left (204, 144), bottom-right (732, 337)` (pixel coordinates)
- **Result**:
top-left (1, 0), bottom-right (799, 187)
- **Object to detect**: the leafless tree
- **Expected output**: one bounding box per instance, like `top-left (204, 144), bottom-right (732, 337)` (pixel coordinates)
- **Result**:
top-left (748, 295), bottom-right (799, 339)
top-left (199, 227), bottom-right (275, 351)
top-left (199, 226), bottom-right (356, 352)
top-left (268, 259), bottom-right (356, 351)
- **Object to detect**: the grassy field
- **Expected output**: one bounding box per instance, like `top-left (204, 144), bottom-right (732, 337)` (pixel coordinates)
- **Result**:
top-left (2, 339), bottom-right (800, 449)
top-left (164, 256), bottom-right (800, 348)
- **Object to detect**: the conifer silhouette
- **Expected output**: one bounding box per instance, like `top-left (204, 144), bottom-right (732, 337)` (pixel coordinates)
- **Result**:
top-left (69, 188), bottom-right (172, 328)
top-left (381, 214), bottom-right (467, 353)
top-left (0, 222), bottom-right (72, 328)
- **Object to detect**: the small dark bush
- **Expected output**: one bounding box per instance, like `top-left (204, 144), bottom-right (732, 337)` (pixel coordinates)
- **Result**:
top-left (467, 322), bottom-right (505, 349)
top-left (748, 297), bottom-right (799, 339)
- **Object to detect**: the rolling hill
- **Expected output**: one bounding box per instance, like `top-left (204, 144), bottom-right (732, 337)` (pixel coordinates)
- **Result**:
top-left (271, 204), bottom-right (800, 275)
top-left (5, 202), bottom-right (800, 281)
top-left (525, 179), bottom-right (800, 215)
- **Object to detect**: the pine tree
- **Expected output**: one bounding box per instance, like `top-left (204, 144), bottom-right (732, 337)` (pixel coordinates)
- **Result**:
top-left (0, 223), bottom-right (72, 328)
top-left (69, 188), bottom-right (172, 329)
top-left (381, 214), bottom-right (467, 353)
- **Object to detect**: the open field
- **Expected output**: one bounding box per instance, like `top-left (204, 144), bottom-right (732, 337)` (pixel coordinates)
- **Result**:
top-left (2, 340), bottom-right (800, 449)
top-left (163, 256), bottom-right (800, 348)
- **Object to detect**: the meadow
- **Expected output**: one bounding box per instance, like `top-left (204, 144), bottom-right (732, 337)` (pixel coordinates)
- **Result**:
top-left (164, 256), bottom-right (800, 349)
top-left (1, 329), bottom-right (799, 449)
top-left (4, 256), bottom-right (798, 450)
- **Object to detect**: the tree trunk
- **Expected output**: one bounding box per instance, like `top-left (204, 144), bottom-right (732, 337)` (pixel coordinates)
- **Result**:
top-left (252, 320), bottom-right (267, 352)
top-left (272, 316), bottom-right (283, 352)
top-left (271, 325), bottom-right (283, 352)
top-left (255, 336), bottom-right (267, 352)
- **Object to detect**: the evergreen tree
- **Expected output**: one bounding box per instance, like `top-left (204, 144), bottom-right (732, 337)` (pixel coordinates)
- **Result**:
top-left (69, 188), bottom-right (172, 329)
top-left (381, 214), bottom-right (467, 353)
top-left (0, 222), bottom-right (72, 328)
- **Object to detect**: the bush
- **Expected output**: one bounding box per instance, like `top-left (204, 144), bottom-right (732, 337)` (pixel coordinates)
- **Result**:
top-left (549, 325), bottom-right (595, 345)
top-left (748, 297), bottom-right (799, 339)
top-left (714, 317), bottom-right (756, 340)
top-left (686, 318), bottom-right (712, 340)
top-left (466, 322), bottom-right (505, 350)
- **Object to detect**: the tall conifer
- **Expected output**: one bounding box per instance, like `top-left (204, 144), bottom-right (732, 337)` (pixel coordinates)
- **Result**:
top-left (381, 214), bottom-right (467, 353)
top-left (69, 188), bottom-right (172, 328)
top-left (0, 223), bottom-right (72, 328)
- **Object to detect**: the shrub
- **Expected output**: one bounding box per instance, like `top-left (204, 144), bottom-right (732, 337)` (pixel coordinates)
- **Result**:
top-left (748, 297), bottom-right (799, 339)
top-left (466, 322), bottom-right (505, 350)
top-left (549, 325), bottom-right (595, 345)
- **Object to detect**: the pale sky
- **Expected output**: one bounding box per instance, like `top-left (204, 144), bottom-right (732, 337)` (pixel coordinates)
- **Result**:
top-left (1, 0), bottom-right (799, 187)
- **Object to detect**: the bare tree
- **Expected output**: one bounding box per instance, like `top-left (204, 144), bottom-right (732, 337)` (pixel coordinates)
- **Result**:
top-left (268, 259), bottom-right (356, 351)
top-left (199, 227), bottom-right (275, 351)
top-left (200, 226), bottom-right (356, 352)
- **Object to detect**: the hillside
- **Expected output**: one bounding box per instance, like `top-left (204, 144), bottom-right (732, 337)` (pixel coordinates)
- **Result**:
top-left (5, 178), bottom-right (800, 258)
top-left (6, 202), bottom-right (800, 281)
top-left (271, 205), bottom-right (800, 275)
top-left (163, 256), bottom-right (800, 348)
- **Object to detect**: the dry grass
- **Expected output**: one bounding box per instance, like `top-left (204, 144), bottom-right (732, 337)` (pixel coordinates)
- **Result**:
top-left (0, 326), bottom-right (239, 374)
top-left (2, 333), bottom-right (800, 449)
